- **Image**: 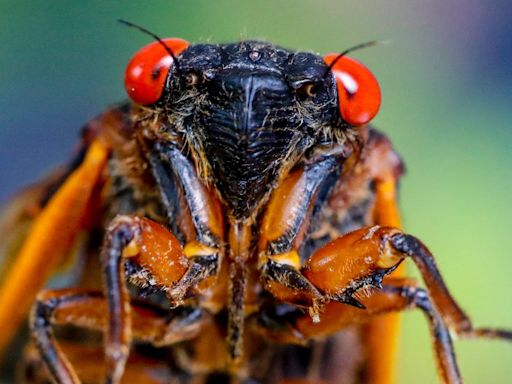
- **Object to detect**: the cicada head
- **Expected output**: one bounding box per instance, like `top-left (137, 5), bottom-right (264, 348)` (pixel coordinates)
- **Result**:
top-left (125, 38), bottom-right (381, 219)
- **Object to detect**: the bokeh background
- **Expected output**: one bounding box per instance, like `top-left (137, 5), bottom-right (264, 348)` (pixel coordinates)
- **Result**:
top-left (1, 1), bottom-right (511, 382)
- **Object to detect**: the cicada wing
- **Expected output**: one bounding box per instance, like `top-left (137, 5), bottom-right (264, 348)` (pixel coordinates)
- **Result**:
top-left (0, 140), bottom-right (109, 355)
top-left (0, 167), bottom-right (70, 282)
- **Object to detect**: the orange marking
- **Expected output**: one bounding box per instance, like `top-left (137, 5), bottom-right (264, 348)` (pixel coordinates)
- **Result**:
top-left (181, 240), bottom-right (220, 294)
top-left (122, 239), bottom-right (140, 258)
top-left (0, 140), bottom-right (108, 354)
top-left (269, 250), bottom-right (301, 269)
top-left (183, 241), bottom-right (218, 258)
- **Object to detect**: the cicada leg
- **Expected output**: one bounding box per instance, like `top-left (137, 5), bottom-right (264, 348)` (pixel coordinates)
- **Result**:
top-left (284, 279), bottom-right (460, 384)
top-left (327, 127), bottom-right (431, 383)
top-left (30, 288), bottom-right (209, 384)
top-left (28, 211), bottom-right (220, 384)
top-left (28, 138), bottom-right (225, 383)
top-left (99, 214), bottom-right (223, 383)
top-left (0, 140), bottom-right (109, 355)
top-left (254, 278), bottom-right (459, 383)
top-left (146, 143), bottom-right (226, 308)
top-left (262, 225), bottom-right (512, 383)
top-left (258, 151), bottom-right (345, 320)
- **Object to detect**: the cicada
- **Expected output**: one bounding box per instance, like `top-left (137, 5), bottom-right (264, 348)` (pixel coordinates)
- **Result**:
top-left (0, 22), bottom-right (510, 384)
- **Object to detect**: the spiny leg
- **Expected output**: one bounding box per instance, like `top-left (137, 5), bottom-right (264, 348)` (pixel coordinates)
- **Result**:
top-left (94, 143), bottom-right (224, 379)
top-left (302, 225), bottom-right (512, 342)
top-left (261, 225), bottom-right (511, 382)
top-left (147, 142), bottom-right (225, 306)
top-left (28, 212), bottom-right (219, 383)
top-left (257, 128), bottom-right (405, 383)
top-left (258, 136), bottom-right (403, 314)
top-left (292, 280), bottom-right (461, 384)
top-left (30, 288), bottom-right (209, 384)
top-left (258, 150), bottom-right (345, 318)
top-left (100, 215), bottom-right (221, 383)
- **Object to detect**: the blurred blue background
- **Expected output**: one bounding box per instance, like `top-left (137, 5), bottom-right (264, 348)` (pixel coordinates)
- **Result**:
top-left (1, 1), bottom-right (511, 382)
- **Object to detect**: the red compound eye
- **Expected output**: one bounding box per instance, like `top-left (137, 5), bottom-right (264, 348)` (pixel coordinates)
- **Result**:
top-left (125, 38), bottom-right (190, 105)
top-left (323, 53), bottom-right (381, 126)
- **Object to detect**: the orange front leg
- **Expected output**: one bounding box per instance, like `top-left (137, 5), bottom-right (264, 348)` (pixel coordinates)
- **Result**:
top-left (302, 226), bottom-right (487, 333)
top-left (254, 277), bottom-right (461, 383)
top-left (25, 212), bottom-right (219, 384)
top-left (262, 225), bottom-right (512, 382)
top-left (98, 214), bottom-right (222, 384)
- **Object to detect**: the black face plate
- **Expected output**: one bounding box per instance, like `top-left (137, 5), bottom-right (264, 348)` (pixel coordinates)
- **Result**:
top-left (159, 41), bottom-right (343, 219)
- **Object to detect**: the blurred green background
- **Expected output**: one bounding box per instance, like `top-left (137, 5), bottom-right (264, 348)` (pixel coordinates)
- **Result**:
top-left (1, 1), bottom-right (511, 382)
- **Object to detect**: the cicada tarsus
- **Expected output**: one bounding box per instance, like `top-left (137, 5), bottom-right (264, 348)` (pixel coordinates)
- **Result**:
top-left (0, 22), bottom-right (510, 384)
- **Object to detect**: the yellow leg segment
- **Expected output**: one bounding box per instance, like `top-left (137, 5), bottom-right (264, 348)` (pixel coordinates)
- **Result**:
top-left (366, 175), bottom-right (404, 384)
top-left (0, 140), bottom-right (108, 354)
